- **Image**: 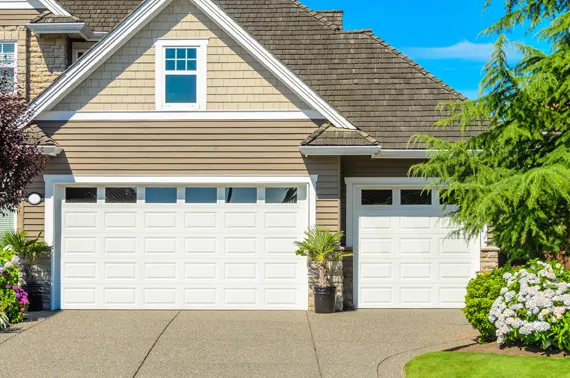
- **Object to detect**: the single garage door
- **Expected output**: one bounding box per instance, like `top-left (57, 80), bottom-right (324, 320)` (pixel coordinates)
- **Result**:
top-left (59, 185), bottom-right (308, 310)
top-left (353, 186), bottom-right (480, 308)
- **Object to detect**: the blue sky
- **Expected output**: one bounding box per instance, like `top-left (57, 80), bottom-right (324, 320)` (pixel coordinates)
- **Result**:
top-left (302, 0), bottom-right (543, 99)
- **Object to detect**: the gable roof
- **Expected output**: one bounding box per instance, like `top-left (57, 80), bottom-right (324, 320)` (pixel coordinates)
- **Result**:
top-left (26, 0), bottom-right (357, 131)
top-left (30, 0), bottom-right (470, 148)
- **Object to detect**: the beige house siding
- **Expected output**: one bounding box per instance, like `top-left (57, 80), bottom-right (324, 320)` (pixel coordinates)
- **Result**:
top-left (53, 0), bottom-right (309, 112)
top-left (0, 9), bottom-right (41, 25)
top-left (23, 119), bottom-right (340, 237)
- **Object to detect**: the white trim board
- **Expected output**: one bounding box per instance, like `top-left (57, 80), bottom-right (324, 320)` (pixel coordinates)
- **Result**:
top-left (0, 0), bottom-right (70, 15)
top-left (26, 0), bottom-right (356, 130)
top-left (299, 146), bottom-right (380, 156)
top-left (36, 110), bottom-right (326, 121)
top-left (44, 174), bottom-right (318, 310)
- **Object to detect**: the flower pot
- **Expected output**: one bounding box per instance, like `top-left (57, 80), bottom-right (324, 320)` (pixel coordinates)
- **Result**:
top-left (22, 284), bottom-right (44, 312)
top-left (313, 286), bottom-right (336, 314)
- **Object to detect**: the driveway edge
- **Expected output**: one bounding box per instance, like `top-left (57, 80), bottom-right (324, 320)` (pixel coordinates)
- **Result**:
top-left (377, 337), bottom-right (476, 378)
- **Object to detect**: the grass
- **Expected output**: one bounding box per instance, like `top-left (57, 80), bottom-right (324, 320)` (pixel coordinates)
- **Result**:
top-left (404, 352), bottom-right (570, 378)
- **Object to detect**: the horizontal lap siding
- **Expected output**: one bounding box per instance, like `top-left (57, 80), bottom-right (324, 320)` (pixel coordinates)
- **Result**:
top-left (25, 119), bottom-right (340, 234)
top-left (0, 10), bottom-right (41, 24)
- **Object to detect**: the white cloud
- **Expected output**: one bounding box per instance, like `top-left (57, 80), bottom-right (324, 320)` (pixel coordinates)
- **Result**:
top-left (404, 40), bottom-right (519, 61)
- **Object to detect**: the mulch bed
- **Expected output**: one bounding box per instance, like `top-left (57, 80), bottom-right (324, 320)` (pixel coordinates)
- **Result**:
top-left (448, 341), bottom-right (569, 358)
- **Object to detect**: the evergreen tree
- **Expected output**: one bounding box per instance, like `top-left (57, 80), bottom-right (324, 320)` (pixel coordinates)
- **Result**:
top-left (410, 0), bottom-right (570, 262)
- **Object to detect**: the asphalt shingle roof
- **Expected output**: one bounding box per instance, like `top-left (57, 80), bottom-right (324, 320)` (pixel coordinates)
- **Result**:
top-left (56, 0), bottom-right (144, 32)
top-left (47, 0), bottom-right (470, 148)
top-left (30, 11), bottom-right (82, 24)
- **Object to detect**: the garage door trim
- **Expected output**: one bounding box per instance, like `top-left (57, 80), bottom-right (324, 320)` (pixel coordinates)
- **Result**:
top-left (345, 177), bottom-right (483, 308)
top-left (45, 175), bottom-right (318, 310)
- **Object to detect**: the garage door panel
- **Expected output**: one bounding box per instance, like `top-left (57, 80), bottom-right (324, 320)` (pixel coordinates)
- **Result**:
top-left (60, 184), bottom-right (308, 310)
top-left (355, 186), bottom-right (479, 309)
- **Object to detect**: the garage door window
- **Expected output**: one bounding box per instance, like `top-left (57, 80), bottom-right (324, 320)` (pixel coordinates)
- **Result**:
top-left (65, 188), bottom-right (97, 203)
top-left (401, 189), bottom-right (431, 205)
top-left (145, 187), bottom-right (177, 203)
top-left (185, 187), bottom-right (217, 203)
top-left (361, 190), bottom-right (392, 205)
top-left (225, 187), bottom-right (256, 203)
top-left (266, 188), bottom-right (298, 204)
top-left (105, 187), bottom-right (137, 203)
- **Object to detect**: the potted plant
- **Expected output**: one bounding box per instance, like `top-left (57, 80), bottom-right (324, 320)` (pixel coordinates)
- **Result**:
top-left (295, 227), bottom-right (351, 313)
top-left (0, 231), bottom-right (52, 311)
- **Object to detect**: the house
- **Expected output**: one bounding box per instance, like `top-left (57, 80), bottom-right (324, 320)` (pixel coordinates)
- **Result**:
top-left (1, 0), bottom-right (499, 311)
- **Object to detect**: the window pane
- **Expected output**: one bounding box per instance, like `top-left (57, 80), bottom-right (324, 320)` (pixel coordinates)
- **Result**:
top-left (176, 48), bottom-right (186, 58)
top-left (105, 187), bottom-right (137, 203)
top-left (165, 74), bottom-right (197, 103)
top-left (187, 48), bottom-right (197, 59)
top-left (401, 189), bottom-right (431, 205)
top-left (186, 60), bottom-right (197, 70)
top-left (145, 187), bottom-right (177, 204)
top-left (165, 59), bottom-right (175, 71)
top-left (266, 188), bottom-right (298, 203)
top-left (185, 187), bottom-right (217, 203)
top-left (225, 188), bottom-right (256, 203)
top-left (361, 190), bottom-right (392, 205)
top-left (66, 188), bottom-right (97, 203)
top-left (176, 59), bottom-right (185, 71)
top-left (165, 48), bottom-right (176, 59)
top-left (0, 68), bottom-right (14, 91)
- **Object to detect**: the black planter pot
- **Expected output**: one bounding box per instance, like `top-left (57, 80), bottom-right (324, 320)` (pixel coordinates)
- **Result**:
top-left (313, 286), bottom-right (336, 314)
top-left (22, 284), bottom-right (44, 312)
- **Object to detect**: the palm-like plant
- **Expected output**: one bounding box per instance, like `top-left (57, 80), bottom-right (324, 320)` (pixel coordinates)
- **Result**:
top-left (0, 231), bottom-right (52, 285)
top-left (295, 227), bottom-right (351, 288)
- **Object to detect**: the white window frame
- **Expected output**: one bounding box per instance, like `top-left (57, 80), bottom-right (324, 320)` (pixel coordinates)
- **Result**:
top-left (155, 39), bottom-right (208, 111)
top-left (72, 48), bottom-right (89, 63)
top-left (0, 41), bottom-right (17, 93)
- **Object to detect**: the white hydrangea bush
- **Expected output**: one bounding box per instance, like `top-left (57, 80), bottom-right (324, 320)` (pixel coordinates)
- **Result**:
top-left (489, 260), bottom-right (570, 351)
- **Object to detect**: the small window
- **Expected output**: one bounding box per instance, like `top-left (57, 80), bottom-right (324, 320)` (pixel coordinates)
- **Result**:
top-left (105, 187), bottom-right (137, 203)
top-left (401, 189), bottom-right (432, 205)
top-left (185, 187), bottom-right (217, 203)
top-left (66, 188), bottom-right (97, 203)
top-left (0, 42), bottom-right (16, 92)
top-left (145, 187), bottom-right (177, 204)
top-left (156, 40), bottom-right (207, 111)
top-left (362, 190), bottom-right (393, 205)
top-left (225, 188), bottom-right (256, 203)
top-left (266, 188), bottom-right (298, 204)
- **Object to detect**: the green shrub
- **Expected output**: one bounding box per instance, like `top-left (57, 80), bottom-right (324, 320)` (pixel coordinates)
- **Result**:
top-left (463, 266), bottom-right (513, 343)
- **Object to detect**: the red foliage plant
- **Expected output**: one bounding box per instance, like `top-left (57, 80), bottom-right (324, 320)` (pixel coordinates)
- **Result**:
top-left (0, 77), bottom-right (47, 216)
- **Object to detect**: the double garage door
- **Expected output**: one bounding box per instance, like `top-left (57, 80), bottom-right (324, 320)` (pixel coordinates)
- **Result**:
top-left (353, 185), bottom-right (480, 308)
top-left (59, 185), bottom-right (308, 310)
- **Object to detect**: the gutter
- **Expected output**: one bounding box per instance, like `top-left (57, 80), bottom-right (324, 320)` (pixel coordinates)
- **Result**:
top-left (298, 145), bottom-right (381, 156)
top-left (41, 146), bottom-right (63, 156)
top-left (26, 23), bottom-right (105, 41)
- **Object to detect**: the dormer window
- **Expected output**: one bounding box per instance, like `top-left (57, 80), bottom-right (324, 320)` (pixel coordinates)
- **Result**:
top-left (155, 39), bottom-right (208, 111)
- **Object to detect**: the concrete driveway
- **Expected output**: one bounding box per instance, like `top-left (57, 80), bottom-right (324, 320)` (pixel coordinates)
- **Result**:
top-left (0, 310), bottom-right (477, 378)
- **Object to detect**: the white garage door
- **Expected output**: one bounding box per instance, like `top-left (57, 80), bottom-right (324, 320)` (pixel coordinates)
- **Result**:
top-left (353, 186), bottom-right (480, 308)
top-left (59, 185), bottom-right (308, 310)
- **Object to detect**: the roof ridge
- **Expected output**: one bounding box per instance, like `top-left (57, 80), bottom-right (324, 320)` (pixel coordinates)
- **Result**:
top-left (301, 123), bottom-right (332, 145)
top-left (301, 123), bottom-right (380, 145)
top-left (30, 9), bottom-right (83, 23)
top-left (286, 0), bottom-right (341, 32)
top-left (29, 10), bottom-right (52, 23)
top-left (352, 29), bottom-right (466, 101)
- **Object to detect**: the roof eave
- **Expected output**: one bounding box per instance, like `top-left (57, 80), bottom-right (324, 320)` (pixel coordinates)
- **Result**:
top-left (41, 145), bottom-right (63, 156)
top-left (299, 145), bottom-right (381, 156)
top-left (27, 22), bottom-right (103, 41)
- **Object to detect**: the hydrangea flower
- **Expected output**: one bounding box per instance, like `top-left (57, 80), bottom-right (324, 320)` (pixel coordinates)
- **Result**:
top-left (490, 260), bottom-right (570, 347)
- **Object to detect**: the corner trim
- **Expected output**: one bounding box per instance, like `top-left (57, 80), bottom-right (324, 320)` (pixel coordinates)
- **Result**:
top-left (299, 146), bottom-right (381, 156)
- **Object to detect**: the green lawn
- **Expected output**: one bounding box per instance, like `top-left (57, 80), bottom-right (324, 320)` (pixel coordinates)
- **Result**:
top-left (405, 352), bottom-right (570, 378)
